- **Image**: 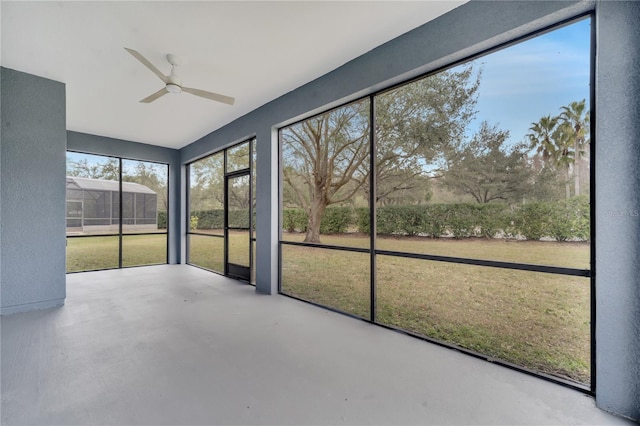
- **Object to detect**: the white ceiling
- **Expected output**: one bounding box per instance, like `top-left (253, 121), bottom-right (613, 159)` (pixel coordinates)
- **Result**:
top-left (1, 1), bottom-right (466, 149)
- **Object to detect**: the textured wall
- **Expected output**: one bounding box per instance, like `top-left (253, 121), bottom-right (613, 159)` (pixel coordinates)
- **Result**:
top-left (66, 131), bottom-right (182, 264)
top-left (1, 67), bottom-right (67, 314)
top-left (594, 0), bottom-right (640, 420)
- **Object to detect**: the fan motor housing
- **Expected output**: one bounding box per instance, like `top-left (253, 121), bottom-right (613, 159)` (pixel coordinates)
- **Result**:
top-left (166, 83), bottom-right (182, 93)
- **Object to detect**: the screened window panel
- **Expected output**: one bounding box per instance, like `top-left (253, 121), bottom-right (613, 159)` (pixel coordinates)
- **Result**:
top-left (277, 18), bottom-right (592, 389)
top-left (188, 151), bottom-right (224, 235)
top-left (373, 19), bottom-right (590, 270)
top-left (226, 142), bottom-right (250, 173)
top-left (280, 98), bottom-right (370, 249)
top-left (122, 234), bottom-right (167, 267)
top-left (376, 255), bottom-right (591, 384)
top-left (281, 245), bottom-right (370, 319)
top-left (66, 236), bottom-right (119, 272)
top-left (66, 152), bottom-right (169, 270)
top-left (188, 234), bottom-right (224, 273)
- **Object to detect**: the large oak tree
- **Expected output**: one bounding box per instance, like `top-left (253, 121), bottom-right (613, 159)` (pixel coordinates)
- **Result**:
top-left (281, 64), bottom-right (481, 243)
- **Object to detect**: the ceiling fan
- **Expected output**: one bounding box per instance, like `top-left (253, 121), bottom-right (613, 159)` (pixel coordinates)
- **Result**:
top-left (124, 48), bottom-right (235, 105)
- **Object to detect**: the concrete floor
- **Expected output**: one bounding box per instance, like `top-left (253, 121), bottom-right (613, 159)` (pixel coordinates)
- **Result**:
top-left (0, 265), bottom-right (633, 425)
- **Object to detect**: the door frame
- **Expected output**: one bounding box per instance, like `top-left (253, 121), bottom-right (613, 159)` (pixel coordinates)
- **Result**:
top-left (224, 169), bottom-right (252, 281)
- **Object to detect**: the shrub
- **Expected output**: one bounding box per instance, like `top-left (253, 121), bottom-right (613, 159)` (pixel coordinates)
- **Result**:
top-left (356, 207), bottom-right (370, 234)
top-left (569, 196), bottom-right (591, 240)
top-left (282, 209), bottom-right (308, 233)
top-left (499, 207), bottom-right (519, 239)
top-left (282, 209), bottom-right (296, 233)
top-left (192, 209), bottom-right (225, 229)
top-left (375, 203), bottom-right (508, 238)
top-left (447, 203), bottom-right (476, 239)
top-left (376, 206), bottom-right (404, 235)
top-left (423, 204), bottom-right (449, 238)
top-left (548, 196), bottom-right (590, 241)
top-left (514, 203), bottom-right (554, 240)
top-left (158, 211), bottom-right (167, 229)
top-left (402, 205), bottom-right (429, 236)
top-left (375, 205), bottom-right (426, 236)
top-left (283, 206), bottom-right (353, 234)
top-left (228, 209), bottom-right (250, 228)
top-left (275, 198), bottom-right (591, 241)
top-left (476, 204), bottom-right (508, 238)
top-left (320, 207), bottom-right (353, 234)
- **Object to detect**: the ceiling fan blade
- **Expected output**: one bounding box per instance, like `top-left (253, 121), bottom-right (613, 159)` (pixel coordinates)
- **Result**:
top-left (140, 87), bottom-right (168, 103)
top-left (182, 87), bottom-right (235, 105)
top-left (125, 48), bottom-right (168, 84)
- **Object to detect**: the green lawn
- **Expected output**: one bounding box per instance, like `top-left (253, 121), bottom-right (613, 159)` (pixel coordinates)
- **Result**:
top-left (188, 233), bottom-right (225, 273)
top-left (66, 234), bottom-right (167, 272)
top-left (281, 233), bottom-right (591, 385)
top-left (67, 231), bottom-right (591, 385)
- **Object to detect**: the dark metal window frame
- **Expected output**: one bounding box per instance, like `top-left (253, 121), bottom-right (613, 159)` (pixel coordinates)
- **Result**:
top-left (186, 138), bottom-right (257, 284)
top-left (278, 14), bottom-right (595, 394)
top-left (65, 150), bottom-right (170, 272)
top-left (224, 168), bottom-right (252, 281)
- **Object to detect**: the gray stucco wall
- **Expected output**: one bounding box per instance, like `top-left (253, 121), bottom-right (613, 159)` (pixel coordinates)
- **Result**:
top-left (66, 131), bottom-right (182, 264)
top-left (179, 0), bottom-right (639, 420)
top-left (594, 0), bottom-right (640, 420)
top-left (1, 67), bottom-right (67, 314)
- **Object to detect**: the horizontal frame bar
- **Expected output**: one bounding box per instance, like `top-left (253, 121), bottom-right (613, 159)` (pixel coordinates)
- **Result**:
top-left (280, 240), bottom-right (370, 254)
top-left (188, 232), bottom-right (224, 238)
top-left (67, 232), bottom-right (167, 239)
top-left (225, 167), bottom-right (251, 178)
top-left (280, 241), bottom-right (590, 277)
top-left (375, 249), bottom-right (591, 277)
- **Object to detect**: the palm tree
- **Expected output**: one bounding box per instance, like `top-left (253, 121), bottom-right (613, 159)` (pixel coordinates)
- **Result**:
top-left (527, 115), bottom-right (559, 165)
top-left (551, 122), bottom-right (575, 199)
top-left (559, 99), bottom-right (590, 196)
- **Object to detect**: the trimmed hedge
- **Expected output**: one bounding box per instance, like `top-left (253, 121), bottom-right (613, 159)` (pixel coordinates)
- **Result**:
top-left (189, 196), bottom-right (590, 241)
top-left (190, 209), bottom-right (250, 229)
top-left (374, 199), bottom-right (589, 241)
top-left (320, 207), bottom-right (352, 234)
top-left (158, 211), bottom-right (167, 229)
top-left (283, 209), bottom-right (308, 233)
top-left (282, 207), bottom-right (353, 234)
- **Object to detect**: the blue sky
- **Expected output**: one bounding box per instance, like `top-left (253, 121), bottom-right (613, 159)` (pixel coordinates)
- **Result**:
top-left (463, 17), bottom-right (591, 146)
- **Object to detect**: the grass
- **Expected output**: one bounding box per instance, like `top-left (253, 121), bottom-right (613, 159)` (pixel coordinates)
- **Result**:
top-left (187, 230), bottom-right (253, 275)
top-left (66, 234), bottom-right (167, 272)
top-left (67, 231), bottom-right (591, 385)
top-left (281, 233), bottom-right (591, 385)
top-left (282, 233), bottom-right (589, 269)
top-left (188, 233), bottom-right (225, 273)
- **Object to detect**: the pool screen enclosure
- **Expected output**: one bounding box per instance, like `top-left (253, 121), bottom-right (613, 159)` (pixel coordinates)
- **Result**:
top-left (66, 176), bottom-right (158, 233)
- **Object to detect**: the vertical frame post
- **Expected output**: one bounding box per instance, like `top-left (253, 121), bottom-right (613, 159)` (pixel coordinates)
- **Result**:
top-left (588, 12), bottom-right (596, 395)
top-left (118, 157), bottom-right (123, 268)
top-left (369, 95), bottom-right (377, 323)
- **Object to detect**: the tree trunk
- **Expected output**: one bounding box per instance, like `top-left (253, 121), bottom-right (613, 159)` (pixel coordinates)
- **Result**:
top-left (573, 139), bottom-right (580, 196)
top-left (304, 201), bottom-right (326, 243)
top-left (565, 167), bottom-right (571, 199)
